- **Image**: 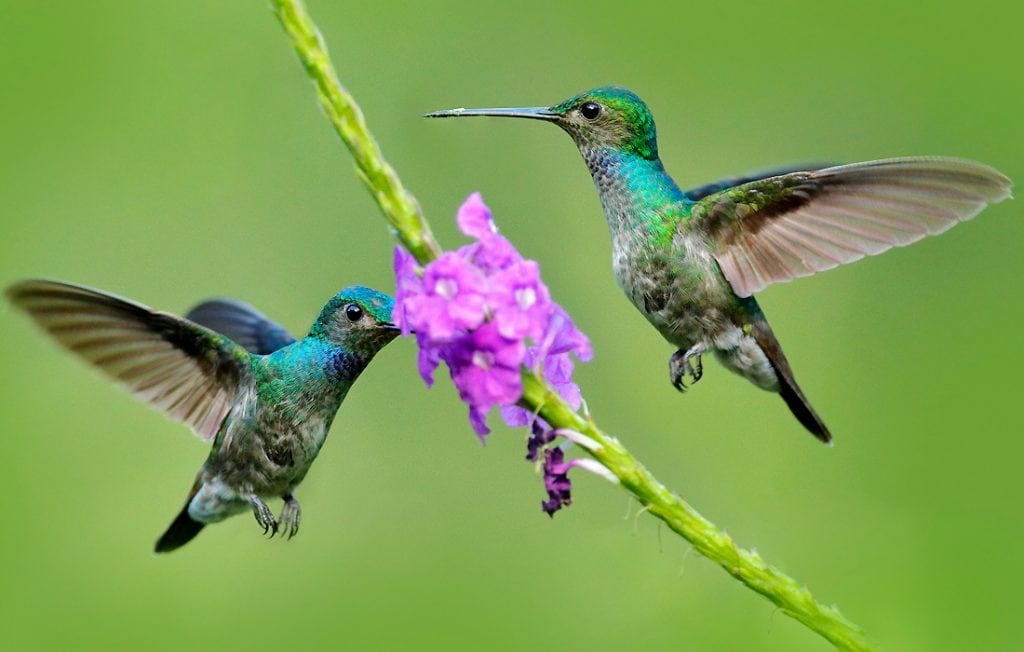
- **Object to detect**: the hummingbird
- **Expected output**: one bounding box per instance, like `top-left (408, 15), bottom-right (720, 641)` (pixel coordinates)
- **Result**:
top-left (6, 279), bottom-right (399, 551)
top-left (427, 86), bottom-right (1012, 442)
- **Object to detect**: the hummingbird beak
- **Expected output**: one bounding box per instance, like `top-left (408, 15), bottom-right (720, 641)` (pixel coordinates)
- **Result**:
top-left (425, 107), bottom-right (560, 122)
top-left (378, 323), bottom-right (403, 344)
top-left (381, 319), bottom-right (411, 337)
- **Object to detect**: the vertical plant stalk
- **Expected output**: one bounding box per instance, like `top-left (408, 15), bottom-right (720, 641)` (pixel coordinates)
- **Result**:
top-left (270, 1), bottom-right (877, 649)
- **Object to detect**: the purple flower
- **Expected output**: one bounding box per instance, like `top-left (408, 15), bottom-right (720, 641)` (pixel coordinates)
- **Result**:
top-left (538, 304), bottom-right (593, 363)
top-left (499, 341), bottom-right (584, 428)
top-left (394, 192), bottom-right (597, 511)
top-left (392, 246), bottom-right (421, 337)
top-left (414, 331), bottom-right (443, 386)
top-left (448, 321), bottom-right (524, 417)
top-left (468, 405), bottom-right (491, 438)
top-left (462, 235), bottom-right (522, 274)
top-left (498, 403), bottom-right (533, 429)
top-left (395, 193), bottom-right (590, 433)
top-left (489, 260), bottom-right (551, 340)
top-left (403, 251), bottom-right (488, 342)
top-left (456, 192), bottom-right (497, 239)
top-left (539, 353), bottom-right (582, 410)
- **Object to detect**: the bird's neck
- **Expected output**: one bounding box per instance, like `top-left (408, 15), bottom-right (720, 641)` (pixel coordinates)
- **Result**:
top-left (255, 339), bottom-right (370, 410)
top-left (579, 145), bottom-right (692, 244)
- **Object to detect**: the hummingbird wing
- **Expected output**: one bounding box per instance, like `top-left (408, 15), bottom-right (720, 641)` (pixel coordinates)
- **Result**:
top-left (691, 157), bottom-right (1012, 298)
top-left (185, 298), bottom-right (297, 355)
top-left (682, 162), bottom-right (835, 201)
top-left (6, 279), bottom-right (251, 441)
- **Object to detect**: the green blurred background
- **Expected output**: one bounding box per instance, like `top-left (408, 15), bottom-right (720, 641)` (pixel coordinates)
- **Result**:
top-left (1, 1), bottom-right (1020, 649)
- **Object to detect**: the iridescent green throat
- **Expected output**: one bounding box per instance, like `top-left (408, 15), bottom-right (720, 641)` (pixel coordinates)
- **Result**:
top-left (580, 145), bottom-right (693, 245)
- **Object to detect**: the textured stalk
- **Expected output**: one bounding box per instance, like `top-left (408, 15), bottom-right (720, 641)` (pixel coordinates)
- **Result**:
top-left (271, 0), bottom-right (442, 263)
top-left (518, 375), bottom-right (874, 650)
top-left (270, 1), bottom-right (877, 649)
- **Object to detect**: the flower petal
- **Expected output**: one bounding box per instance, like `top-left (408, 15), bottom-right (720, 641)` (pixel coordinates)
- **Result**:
top-left (456, 192), bottom-right (497, 239)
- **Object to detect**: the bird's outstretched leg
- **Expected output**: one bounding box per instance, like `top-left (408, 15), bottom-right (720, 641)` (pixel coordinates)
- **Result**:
top-left (278, 494), bottom-right (301, 540)
top-left (669, 344), bottom-right (705, 392)
top-left (248, 494), bottom-right (278, 537)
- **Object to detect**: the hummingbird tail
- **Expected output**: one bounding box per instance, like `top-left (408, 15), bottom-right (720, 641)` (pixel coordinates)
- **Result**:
top-left (155, 486), bottom-right (205, 553)
top-left (155, 506), bottom-right (205, 553)
top-left (776, 370), bottom-right (832, 444)
top-left (751, 321), bottom-right (832, 443)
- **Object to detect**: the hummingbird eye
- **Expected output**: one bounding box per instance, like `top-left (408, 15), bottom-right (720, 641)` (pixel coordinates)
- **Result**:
top-left (579, 102), bottom-right (602, 120)
top-left (344, 304), bottom-right (364, 322)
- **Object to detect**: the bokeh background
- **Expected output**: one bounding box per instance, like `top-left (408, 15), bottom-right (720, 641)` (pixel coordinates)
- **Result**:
top-left (1, 1), bottom-right (1021, 650)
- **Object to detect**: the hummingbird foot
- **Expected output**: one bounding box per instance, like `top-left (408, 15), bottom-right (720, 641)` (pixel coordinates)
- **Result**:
top-left (669, 345), bottom-right (704, 392)
top-left (279, 494), bottom-right (301, 540)
top-left (248, 494), bottom-right (279, 538)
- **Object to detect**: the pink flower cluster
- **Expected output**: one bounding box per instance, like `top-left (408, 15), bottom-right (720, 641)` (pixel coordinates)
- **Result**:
top-left (393, 193), bottom-right (592, 440)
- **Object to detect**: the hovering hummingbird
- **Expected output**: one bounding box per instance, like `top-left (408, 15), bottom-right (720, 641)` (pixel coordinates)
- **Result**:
top-left (427, 86), bottom-right (1012, 442)
top-left (6, 279), bottom-right (398, 551)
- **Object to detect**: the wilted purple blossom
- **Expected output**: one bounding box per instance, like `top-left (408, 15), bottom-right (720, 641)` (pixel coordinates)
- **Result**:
top-left (541, 447), bottom-right (573, 516)
top-left (394, 193), bottom-right (595, 515)
top-left (525, 420), bottom-right (555, 462)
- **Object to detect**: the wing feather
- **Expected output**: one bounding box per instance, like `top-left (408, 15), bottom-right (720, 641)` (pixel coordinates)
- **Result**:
top-left (184, 299), bottom-right (296, 355)
top-left (693, 157), bottom-right (1012, 297)
top-left (6, 279), bottom-right (251, 441)
top-left (683, 162), bottom-right (836, 200)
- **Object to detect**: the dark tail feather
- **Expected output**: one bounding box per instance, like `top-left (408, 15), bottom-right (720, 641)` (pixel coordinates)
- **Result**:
top-left (751, 321), bottom-right (832, 443)
top-left (155, 505), bottom-right (204, 553)
top-left (777, 373), bottom-right (832, 443)
top-left (155, 486), bottom-right (205, 553)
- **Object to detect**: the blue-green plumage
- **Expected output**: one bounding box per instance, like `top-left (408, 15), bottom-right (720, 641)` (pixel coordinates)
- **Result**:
top-left (427, 85), bottom-right (1013, 442)
top-left (6, 280), bottom-right (398, 551)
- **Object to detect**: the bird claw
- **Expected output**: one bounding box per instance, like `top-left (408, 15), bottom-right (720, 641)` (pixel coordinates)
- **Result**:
top-left (249, 494), bottom-right (278, 538)
top-left (669, 346), bottom-right (704, 392)
top-left (278, 495), bottom-right (301, 540)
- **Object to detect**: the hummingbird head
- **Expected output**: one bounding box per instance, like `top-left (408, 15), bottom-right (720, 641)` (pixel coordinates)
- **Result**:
top-left (310, 286), bottom-right (398, 356)
top-left (426, 85), bottom-right (659, 160)
top-left (549, 86), bottom-right (659, 159)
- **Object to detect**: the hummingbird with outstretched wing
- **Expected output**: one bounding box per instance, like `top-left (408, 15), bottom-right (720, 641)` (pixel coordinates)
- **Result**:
top-left (428, 86), bottom-right (1012, 442)
top-left (7, 280), bottom-right (398, 551)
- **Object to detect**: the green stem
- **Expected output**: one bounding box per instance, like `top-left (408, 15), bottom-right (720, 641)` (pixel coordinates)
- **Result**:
top-left (271, 0), bottom-right (441, 263)
top-left (270, 1), bottom-right (877, 649)
top-left (518, 376), bottom-right (874, 650)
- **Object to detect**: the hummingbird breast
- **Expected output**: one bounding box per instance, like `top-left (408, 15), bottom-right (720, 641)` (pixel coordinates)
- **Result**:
top-left (185, 407), bottom-right (334, 525)
top-left (209, 382), bottom-right (344, 497)
top-left (614, 230), bottom-right (736, 350)
top-left (582, 145), bottom-right (772, 381)
top-left (615, 231), bottom-right (781, 391)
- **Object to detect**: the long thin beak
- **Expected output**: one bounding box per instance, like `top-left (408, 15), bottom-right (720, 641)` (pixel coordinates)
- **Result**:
top-left (424, 107), bottom-right (560, 122)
